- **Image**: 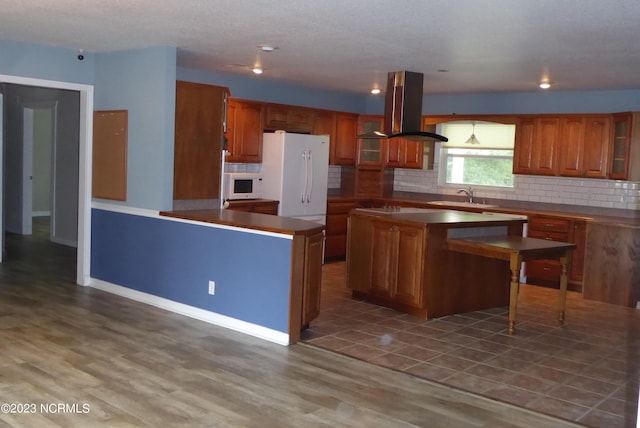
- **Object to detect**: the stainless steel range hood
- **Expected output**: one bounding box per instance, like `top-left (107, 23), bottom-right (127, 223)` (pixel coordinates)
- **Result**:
top-left (358, 71), bottom-right (448, 142)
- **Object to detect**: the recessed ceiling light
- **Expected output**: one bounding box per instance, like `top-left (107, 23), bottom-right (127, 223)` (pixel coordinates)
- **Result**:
top-left (257, 45), bottom-right (278, 52)
top-left (252, 67), bottom-right (263, 75)
top-left (539, 81), bottom-right (551, 89)
top-left (371, 88), bottom-right (381, 95)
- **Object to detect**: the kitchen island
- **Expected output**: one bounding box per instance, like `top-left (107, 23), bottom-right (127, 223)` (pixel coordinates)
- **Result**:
top-left (347, 208), bottom-right (528, 320)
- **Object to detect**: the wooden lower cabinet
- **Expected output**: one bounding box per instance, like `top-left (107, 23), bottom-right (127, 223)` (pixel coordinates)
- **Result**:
top-left (226, 199), bottom-right (279, 215)
top-left (302, 232), bottom-right (324, 326)
top-left (525, 215), bottom-right (586, 291)
top-left (346, 212), bottom-right (512, 319)
top-left (348, 215), bottom-right (425, 311)
top-left (583, 222), bottom-right (639, 307)
top-left (325, 200), bottom-right (359, 260)
top-left (370, 221), bottom-right (424, 307)
top-left (290, 230), bottom-right (325, 342)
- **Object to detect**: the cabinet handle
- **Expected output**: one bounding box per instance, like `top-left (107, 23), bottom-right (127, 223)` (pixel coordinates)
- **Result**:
top-left (544, 223), bottom-right (554, 227)
top-left (543, 267), bottom-right (551, 271)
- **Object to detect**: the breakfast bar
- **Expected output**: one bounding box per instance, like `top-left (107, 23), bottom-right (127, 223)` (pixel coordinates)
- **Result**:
top-left (446, 235), bottom-right (576, 334)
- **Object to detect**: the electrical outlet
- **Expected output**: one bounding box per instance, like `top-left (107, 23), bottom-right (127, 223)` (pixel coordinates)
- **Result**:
top-left (208, 280), bottom-right (215, 295)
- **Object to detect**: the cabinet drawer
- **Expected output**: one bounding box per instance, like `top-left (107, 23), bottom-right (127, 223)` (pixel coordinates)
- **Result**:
top-left (526, 260), bottom-right (561, 281)
top-left (527, 229), bottom-right (569, 242)
top-left (529, 217), bottom-right (570, 233)
top-left (327, 201), bottom-right (358, 214)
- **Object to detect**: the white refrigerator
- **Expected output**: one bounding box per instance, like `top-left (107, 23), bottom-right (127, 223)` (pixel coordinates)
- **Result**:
top-left (261, 131), bottom-right (329, 224)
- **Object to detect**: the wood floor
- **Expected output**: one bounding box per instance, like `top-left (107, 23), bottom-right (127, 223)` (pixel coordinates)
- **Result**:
top-left (0, 219), bottom-right (586, 427)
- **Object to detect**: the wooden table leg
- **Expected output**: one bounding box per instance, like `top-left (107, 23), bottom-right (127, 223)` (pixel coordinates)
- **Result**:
top-left (508, 254), bottom-right (521, 335)
top-left (558, 253), bottom-right (569, 324)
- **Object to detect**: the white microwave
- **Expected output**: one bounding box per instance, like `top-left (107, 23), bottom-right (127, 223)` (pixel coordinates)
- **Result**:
top-left (223, 172), bottom-right (263, 200)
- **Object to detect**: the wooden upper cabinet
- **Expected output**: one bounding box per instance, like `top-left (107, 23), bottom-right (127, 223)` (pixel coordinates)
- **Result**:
top-left (357, 115), bottom-right (384, 166)
top-left (264, 103), bottom-right (313, 133)
top-left (312, 109), bottom-right (335, 144)
top-left (174, 81), bottom-right (229, 200)
top-left (558, 115), bottom-right (610, 178)
top-left (226, 99), bottom-right (264, 163)
top-left (513, 117), bottom-right (560, 175)
top-left (332, 113), bottom-right (358, 165)
top-left (608, 112), bottom-right (640, 181)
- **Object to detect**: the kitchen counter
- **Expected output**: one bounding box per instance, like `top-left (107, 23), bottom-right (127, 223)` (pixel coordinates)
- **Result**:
top-left (328, 190), bottom-right (640, 226)
top-left (160, 208), bottom-right (324, 236)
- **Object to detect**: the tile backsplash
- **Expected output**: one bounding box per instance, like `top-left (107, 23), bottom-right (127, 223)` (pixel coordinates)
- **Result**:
top-left (393, 166), bottom-right (640, 211)
top-left (235, 163), bottom-right (639, 211)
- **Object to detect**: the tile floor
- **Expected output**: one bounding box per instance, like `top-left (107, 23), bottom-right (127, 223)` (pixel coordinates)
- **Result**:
top-left (302, 261), bottom-right (640, 428)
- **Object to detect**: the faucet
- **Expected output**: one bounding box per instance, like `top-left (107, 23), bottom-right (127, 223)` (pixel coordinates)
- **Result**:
top-left (457, 186), bottom-right (474, 203)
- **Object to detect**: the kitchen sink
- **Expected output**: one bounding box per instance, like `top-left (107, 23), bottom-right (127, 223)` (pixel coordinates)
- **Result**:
top-left (428, 200), bottom-right (499, 208)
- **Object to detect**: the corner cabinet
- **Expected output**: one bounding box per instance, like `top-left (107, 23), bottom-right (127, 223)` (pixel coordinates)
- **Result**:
top-left (226, 99), bottom-right (264, 163)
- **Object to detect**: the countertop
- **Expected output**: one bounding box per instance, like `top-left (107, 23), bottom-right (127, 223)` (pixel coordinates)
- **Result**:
top-left (352, 207), bottom-right (528, 229)
top-left (328, 190), bottom-right (640, 228)
top-left (160, 209), bottom-right (324, 236)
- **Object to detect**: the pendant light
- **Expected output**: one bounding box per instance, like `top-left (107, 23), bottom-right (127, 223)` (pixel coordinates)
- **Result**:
top-left (465, 122), bottom-right (481, 145)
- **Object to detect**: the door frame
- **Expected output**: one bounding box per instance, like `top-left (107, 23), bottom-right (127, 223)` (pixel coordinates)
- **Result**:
top-left (1, 74), bottom-right (93, 286)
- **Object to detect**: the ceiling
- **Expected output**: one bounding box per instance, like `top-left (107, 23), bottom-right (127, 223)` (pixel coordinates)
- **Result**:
top-left (3, 0), bottom-right (640, 95)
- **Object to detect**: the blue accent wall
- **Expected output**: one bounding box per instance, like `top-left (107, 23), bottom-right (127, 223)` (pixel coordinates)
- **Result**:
top-left (91, 209), bottom-right (293, 333)
top-left (94, 47), bottom-right (177, 211)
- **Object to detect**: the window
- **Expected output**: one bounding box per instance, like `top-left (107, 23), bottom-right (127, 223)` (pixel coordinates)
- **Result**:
top-left (443, 148), bottom-right (514, 187)
top-left (439, 121), bottom-right (516, 188)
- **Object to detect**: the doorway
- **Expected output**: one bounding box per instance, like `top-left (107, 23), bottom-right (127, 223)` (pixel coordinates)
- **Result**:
top-left (0, 74), bottom-right (93, 286)
top-left (21, 101), bottom-right (56, 239)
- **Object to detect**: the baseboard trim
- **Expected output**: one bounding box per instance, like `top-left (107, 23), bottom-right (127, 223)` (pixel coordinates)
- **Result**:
top-left (88, 278), bottom-right (291, 346)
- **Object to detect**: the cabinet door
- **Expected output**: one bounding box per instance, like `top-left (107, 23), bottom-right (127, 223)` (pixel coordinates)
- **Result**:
top-left (226, 100), bottom-right (264, 163)
top-left (302, 232), bottom-right (324, 325)
top-left (536, 117), bottom-right (560, 175)
top-left (370, 221), bottom-right (396, 297)
top-left (357, 115), bottom-right (384, 166)
top-left (313, 110), bottom-right (336, 154)
top-left (385, 137), bottom-right (404, 167)
top-left (393, 224), bottom-right (424, 306)
top-left (403, 139), bottom-right (424, 169)
top-left (513, 119), bottom-right (536, 174)
top-left (174, 81), bottom-right (228, 200)
top-left (346, 215), bottom-right (373, 292)
top-left (559, 116), bottom-right (610, 178)
top-left (582, 116), bottom-right (610, 178)
top-left (264, 104), bottom-right (288, 130)
top-left (569, 221), bottom-right (586, 282)
top-left (609, 113), bottom-right (632, 179)
top-left (558, 117), bottom-right (585, 177)
top-left (333, 113), bottom-right (358, 165)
